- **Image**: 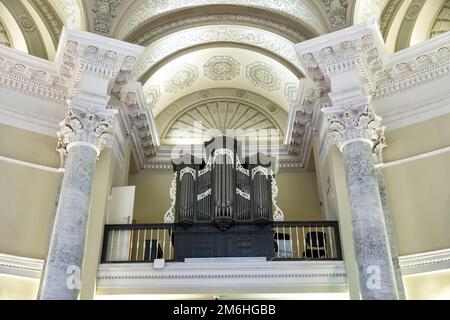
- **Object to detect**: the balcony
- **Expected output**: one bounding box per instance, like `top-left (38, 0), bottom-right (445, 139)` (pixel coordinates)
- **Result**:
top-left (97, 221), bottom-right (346, 298)
top-left (101, 221), bottom-right (342, 263)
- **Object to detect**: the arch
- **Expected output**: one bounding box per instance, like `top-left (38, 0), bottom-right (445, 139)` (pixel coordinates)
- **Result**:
top-left (0, 1), bottom-right (28, 53)
top-left (114, 0), bottom-right (328, 40)
top-left (133, 24), bottom-right (303, 80)
top-left (157, 88), bottom-right (287, 146)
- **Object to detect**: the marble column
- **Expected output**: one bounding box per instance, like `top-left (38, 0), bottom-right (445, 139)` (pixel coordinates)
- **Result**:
top-left (373, 136), bottom-right (406, 300)
top-left (326, 104), bottom-right (398, 300)
top-left (39, 107), bottom-right (116, 300)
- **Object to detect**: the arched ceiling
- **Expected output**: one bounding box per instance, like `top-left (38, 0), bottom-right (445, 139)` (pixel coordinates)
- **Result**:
top-left (354, 0), bottom-right (450, 53)
top-left (0, 0), bottom-right (85, 60)
top-left (2, 0), bottom-right (450, 150)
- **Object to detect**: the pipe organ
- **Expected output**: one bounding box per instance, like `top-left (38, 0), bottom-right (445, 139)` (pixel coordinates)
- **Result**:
top-left (165, 137), bottom-right (284, 259)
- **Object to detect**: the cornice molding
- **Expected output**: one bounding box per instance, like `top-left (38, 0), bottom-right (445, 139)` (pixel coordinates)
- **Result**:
top-left (130, 14), bottom-right (307, 45)
top-left (295, 21), bottom-right (450, 160)
top-left (2, 249), bottom-right (450, 283)
top-left (399, 248), bottom-right (450, 276)
top-left (0, 45), bottom-right (67, 103)
top-left (120, 81), bottom-right (159, 169)
top-left (0, 253), bottom-right (43, 279)
top-left (97, 259), bottom-right (347, 288)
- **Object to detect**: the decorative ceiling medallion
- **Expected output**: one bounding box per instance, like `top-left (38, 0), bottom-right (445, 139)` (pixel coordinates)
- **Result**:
top-left (164, 63), bottom-right (198, 93)
top-left (19, 16), bottom-right (36, 32)
top-left (145, 85), bottom-right (160, 108)
top-left (166, 104), bottom-right (180, 116)
top-left (204, 55), bottom-right (240, 81)
top-left (320, 0), bottom-right (348, 29)
top-left (234, 89), bottom-right (248, 98)
top-left (198, 90), bottom-right (212, 99)
top-left (267, 103), bottom-right (279, 114)
top-left (284, 82), bottom-right (299, 105)
top-left (246, 61), bottom-right (280, 91)
top-left (405, 1), bottom-right (422, 21)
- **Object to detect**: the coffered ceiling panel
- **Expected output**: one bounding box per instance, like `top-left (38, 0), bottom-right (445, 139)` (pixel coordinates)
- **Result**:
top-left (142, 47), bottom-right (300, 120)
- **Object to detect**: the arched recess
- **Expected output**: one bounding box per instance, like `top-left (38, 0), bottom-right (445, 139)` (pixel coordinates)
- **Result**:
top-left (157, 88), bottom-right (288, 146)
top-left (114, 0), bottom-right (328, 40)
top-left (0, 0), bottom-right (85, 60)
top-left (373, 0), bottom-right (449, 52)
top-left (429, 0), bottom-right (450, 39)
top-left (0, 1), bottom-right (28, 53)
top-left (0, 0), bottom-right (49, 58)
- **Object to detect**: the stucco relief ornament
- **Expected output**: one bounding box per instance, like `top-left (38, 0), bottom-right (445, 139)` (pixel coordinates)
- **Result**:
top-left (271, 172), bottom-right (284, 221)
top-left (164, 172), bottom-right (177, 223)
top-left (326, 104), bottom-right (382, 150)
top-left (372, 126), bottom-right (387, 165)
top-left (56, 106), bottom-right (116, 163)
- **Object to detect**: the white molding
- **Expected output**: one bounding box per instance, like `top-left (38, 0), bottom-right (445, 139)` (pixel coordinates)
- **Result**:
top-left (376, 145), bottom-right (450, 169)
top-left (0, 102), bottom-right (60, 137)
top-left (380, 93), bottom-right (450, 131)
top-left (2, 248), bottom-right (450, 285)
top-left (0, 253), bottom-right (43, 279)
top-left (399, 248), bottom-right (450, 276)
top-left (0, 155), bottom-right (64, 173)
top-left (97, 259), bottom-right (348, 294)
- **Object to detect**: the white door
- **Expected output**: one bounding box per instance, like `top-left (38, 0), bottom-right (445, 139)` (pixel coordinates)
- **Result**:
top-left (106, 186), bottom-right (135, 261)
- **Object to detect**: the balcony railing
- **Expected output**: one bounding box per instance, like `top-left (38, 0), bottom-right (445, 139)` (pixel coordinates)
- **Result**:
top-left (100, 221), bottom-right (342, 263)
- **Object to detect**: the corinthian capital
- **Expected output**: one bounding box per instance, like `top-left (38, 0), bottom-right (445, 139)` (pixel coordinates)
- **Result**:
top-left (57, 106), bottom-right (117, 160)
top-left (324, 103), bottom-right (382, 151)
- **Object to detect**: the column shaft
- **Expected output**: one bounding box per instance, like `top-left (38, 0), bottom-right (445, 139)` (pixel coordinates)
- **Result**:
top-left (375, 166), bottom-right (406, 299)
top-left (342, 141), bottom-right (397, 300)
top-left (39, 144), bottom-right (97, 300)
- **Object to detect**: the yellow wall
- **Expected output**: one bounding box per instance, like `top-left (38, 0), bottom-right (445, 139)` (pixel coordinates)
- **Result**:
top-left (383, 115), bottom-right (450, 255)
top-left (0, 275), bottom-right (39, 300)
top-left (0, 123), bottom-right (131, 299)
top-left (129, 168), bottom-right (323, 223)
top-left (404, 269), bottom-right (450, 300)
top-left (0, 124), bottom-right (60, 259)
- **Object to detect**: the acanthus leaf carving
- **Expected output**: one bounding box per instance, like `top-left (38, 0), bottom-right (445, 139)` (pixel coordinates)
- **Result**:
top-left (324, 104), bottom-right (382, 150)
top-left (57, 106), bottom-right (117, 161)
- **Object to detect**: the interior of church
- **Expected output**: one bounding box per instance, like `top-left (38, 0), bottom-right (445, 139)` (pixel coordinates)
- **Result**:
top-left (0, 0), bottom-right (449, 300)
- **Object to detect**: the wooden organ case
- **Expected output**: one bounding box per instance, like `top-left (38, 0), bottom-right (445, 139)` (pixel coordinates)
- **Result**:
top-left (168, 137), bottom-right (278, 260)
